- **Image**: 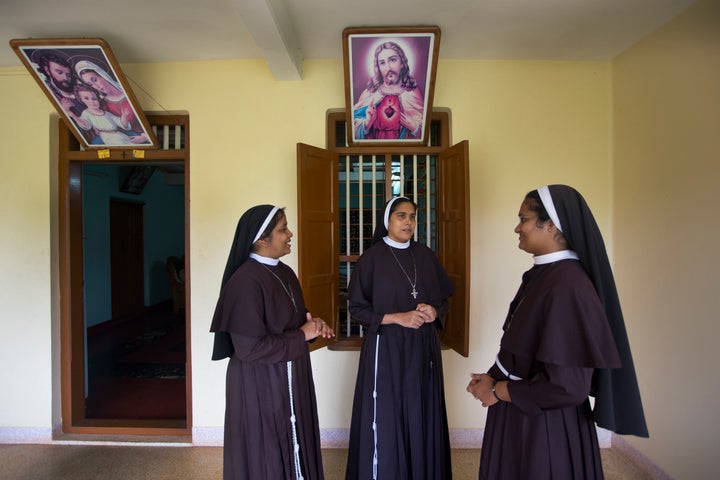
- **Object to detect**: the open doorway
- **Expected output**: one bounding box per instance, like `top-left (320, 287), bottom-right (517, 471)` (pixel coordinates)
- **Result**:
top-left (82, 164), bottom-right (186, 422)
top-left (58, 114), bottom-right (191, 435)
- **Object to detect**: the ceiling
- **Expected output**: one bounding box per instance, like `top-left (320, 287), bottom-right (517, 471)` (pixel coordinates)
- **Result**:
top-left (1, 0), bottom-right (697, 80)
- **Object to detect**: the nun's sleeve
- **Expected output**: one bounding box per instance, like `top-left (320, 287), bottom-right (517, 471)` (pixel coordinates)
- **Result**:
top-left (347, 255), bottom-right (384, 334)
top-left (505, 362), bottom-right (594, 415)
top-left (230, 330), bottom-right (308, 364)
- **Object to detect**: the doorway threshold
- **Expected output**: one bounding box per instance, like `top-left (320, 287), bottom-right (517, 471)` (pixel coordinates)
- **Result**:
top-left (60, 419), bottom-right (190, 441)
top-left (54, 429), bottom-right (191, 445)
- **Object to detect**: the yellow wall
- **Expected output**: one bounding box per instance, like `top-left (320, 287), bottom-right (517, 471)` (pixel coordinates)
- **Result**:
top-left (0, 56), bottom-right (613, 434)
top-left (612, 0), bottom-right (720, 477)
top-left (425, 58), bottom-right (614, 432)
top-left (0, 57), bottom-right (612, 424)
top-left (0, 67), bottom-right (55, 430)
top-left (4, 4), bottom-right (715, 476)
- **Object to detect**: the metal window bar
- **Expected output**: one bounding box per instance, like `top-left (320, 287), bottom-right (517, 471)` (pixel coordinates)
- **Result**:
top-left (356, 155), bottom-right (364, 338)
top-left (358, 155), bottom-right (364, 256)
top-left (372, 155), bottom-right (377, 232)
top-left (79, 123), bottom-right (185, 151)
top-left (150, 124), bottom-right (185, 150)
top-left (344, 155), bottom-right (352, 339)
top-left (424, 155), bottom-right (431, 246)
top-left (412, 155), bottom-right (419, 242)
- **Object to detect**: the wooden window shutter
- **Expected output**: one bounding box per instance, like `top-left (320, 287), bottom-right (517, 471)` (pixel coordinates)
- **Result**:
top-left (296, 143), bottom-right (338, 351)
top-left (438, 141), bottom-right (470, 357)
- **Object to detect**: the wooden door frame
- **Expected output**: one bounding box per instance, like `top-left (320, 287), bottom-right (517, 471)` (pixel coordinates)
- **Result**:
top-left (58, 113), bottom-right (192, 435)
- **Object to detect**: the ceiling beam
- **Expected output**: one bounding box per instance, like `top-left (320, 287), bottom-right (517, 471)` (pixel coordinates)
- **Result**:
top-left (230, 0), bottom-right (303, 80)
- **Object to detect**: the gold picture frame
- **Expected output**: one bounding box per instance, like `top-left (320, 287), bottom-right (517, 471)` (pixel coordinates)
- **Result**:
top-left (10, 37), bottom-right (158, 149)
top-left (342, 26), bottom-right (441, 146)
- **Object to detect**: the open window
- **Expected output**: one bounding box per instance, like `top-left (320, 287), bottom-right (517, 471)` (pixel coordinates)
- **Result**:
top-left (297, 110), bottom-right (469, 356)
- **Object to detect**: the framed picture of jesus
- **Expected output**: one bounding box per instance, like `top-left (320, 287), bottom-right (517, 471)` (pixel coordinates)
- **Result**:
top-left (343, 26), bottom-right (441, 146)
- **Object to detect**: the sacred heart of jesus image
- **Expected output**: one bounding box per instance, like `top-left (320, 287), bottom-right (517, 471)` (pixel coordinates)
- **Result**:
top-left (374, 94), bottom-right (402, 139)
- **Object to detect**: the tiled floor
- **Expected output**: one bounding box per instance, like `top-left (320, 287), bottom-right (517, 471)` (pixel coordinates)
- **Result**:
top-left (0, 444), bottom-right (660, 479)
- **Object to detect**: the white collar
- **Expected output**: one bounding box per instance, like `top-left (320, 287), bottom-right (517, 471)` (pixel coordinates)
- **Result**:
top-left (383, 236), bottom-right (410, 249)
top-left (250, 252), bottom-right (280, 266)
top-left (534, 250), bottom-right (579, 265)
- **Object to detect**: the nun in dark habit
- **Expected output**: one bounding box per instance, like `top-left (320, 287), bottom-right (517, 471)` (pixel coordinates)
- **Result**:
top-left (345, 196), bottom-right (456, 480)
top-left (210, 205), bottom-right (335, 480)
top-left (467, 185), bottom-right (648, 479)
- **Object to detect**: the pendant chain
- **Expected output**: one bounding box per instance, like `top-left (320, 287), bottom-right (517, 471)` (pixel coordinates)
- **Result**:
top-left (388, 245), bottom-right (418, 299)
top-left (261, 264), bottom-right (298, 312)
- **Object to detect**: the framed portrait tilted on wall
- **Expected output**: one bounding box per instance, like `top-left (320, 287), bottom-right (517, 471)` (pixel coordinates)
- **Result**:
top-left (10, 37), bottom-right (158, 149)
top-left (342, 26), bottom-right (441, 147)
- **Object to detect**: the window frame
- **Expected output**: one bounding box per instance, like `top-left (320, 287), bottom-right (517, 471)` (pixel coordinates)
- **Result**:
top-left (297, 109), bottom-right (470, 356)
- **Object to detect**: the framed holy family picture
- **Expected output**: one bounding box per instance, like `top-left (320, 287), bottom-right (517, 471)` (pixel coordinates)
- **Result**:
top-left (342, 26), bottom-right (441, 147)
top-left (10, 37), bottom-right (157, 149)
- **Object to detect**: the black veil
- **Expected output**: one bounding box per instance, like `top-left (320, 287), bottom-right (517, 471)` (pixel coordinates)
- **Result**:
top-left (210, 204), bottom-right (277, 360)
top-left (543, 185), bottom-right (648, 437)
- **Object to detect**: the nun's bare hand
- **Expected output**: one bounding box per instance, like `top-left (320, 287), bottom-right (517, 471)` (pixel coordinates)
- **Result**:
top-left (314, 315), bottom-right (335, 339)
top-left (385, 310), bottom-right (433, 329)
top-left (415, 303), bottom-right (437, 322)
top-left (466, 373), bottom-right (502, 408)
top-left (301, 312), bottom-right (335, 341)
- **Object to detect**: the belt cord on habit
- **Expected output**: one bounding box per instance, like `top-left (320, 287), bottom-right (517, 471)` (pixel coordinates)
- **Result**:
top-left (495, 355), bottom-right (523, 381)
top-left (372, 334), bottom-right (380, 479)
top-left (287, 361), bottom-right (304, 480)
